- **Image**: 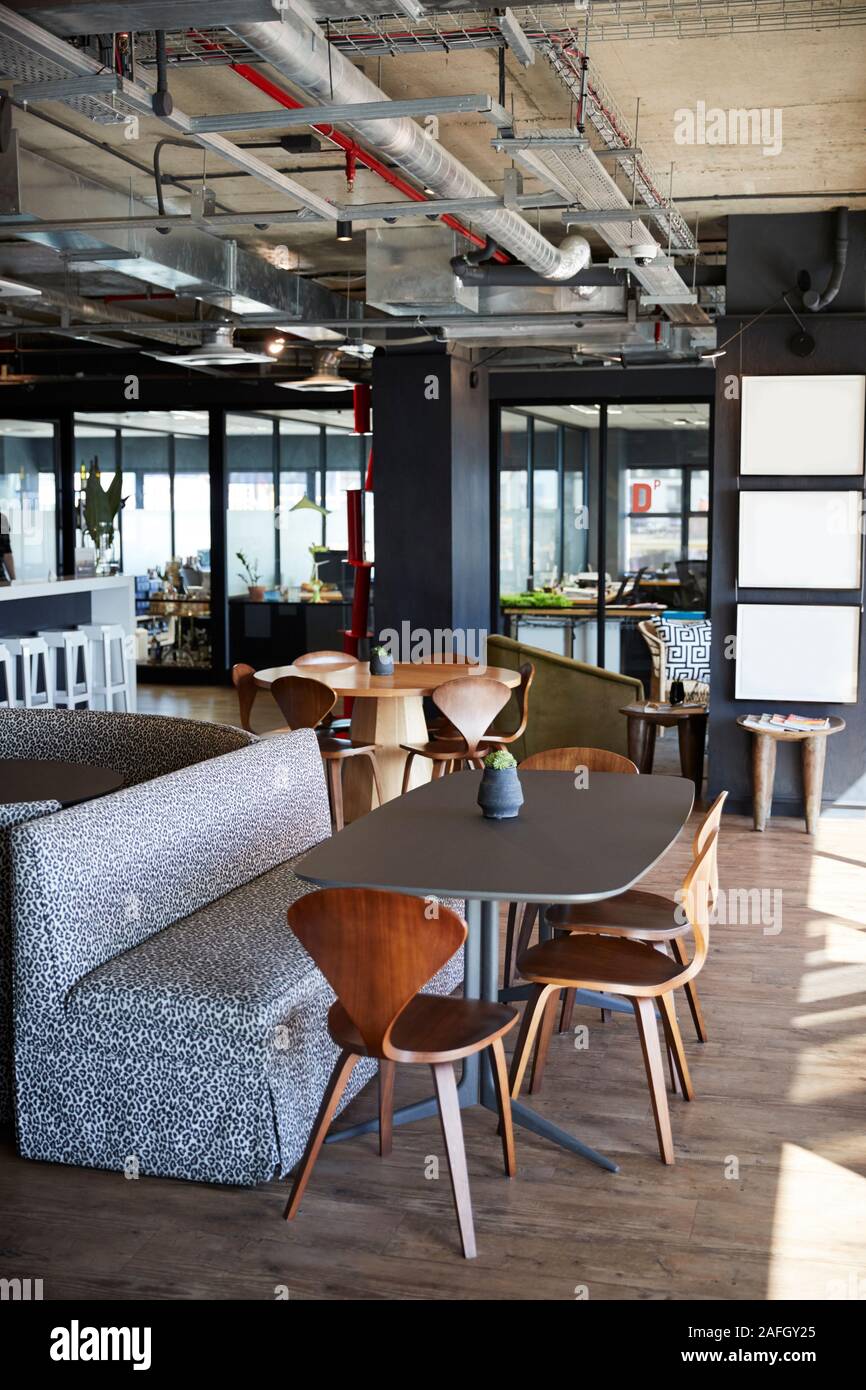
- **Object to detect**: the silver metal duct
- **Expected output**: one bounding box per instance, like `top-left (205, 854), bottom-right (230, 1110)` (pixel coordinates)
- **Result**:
top-left (2, 142), bottom-right (360, 332)
top-left (229, 12), bottom-right (592, 282)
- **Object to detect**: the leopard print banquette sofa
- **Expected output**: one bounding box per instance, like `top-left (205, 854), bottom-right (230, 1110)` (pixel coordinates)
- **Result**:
top-left (0, 708), bottom-right (257, 1130)
top-left (4, 717), bottom-right (463, 1185)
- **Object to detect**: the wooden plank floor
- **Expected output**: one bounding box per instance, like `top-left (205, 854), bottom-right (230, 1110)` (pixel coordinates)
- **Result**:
top-left (2, 683), bottom-right (865, 1300)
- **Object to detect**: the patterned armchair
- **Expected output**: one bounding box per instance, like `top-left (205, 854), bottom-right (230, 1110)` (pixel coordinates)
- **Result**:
top-left (638, 618), bottom-right (711, 706)
top-left (9, 731), bottom-right (462, 1185)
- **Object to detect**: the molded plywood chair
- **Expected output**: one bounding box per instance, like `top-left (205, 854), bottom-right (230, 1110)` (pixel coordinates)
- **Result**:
top-left (400, 676), bottom-right (512, 793)
top-left (294, 650), bottom-right (356, 733)
top-left (479, 661), bottom-right (535, 751)
top-left (270, 674), bottom-right (383, 831)
top-left (231, 663), bottom-right (290, 738)
top-left (548, 790), bottom-right (727, 1042)
top-left (283, 888), bottom-right (518, 1258)
top-left (509, 833), bottom-right (717, 1165)
top-left (502, 746), bottom-right (639, 996)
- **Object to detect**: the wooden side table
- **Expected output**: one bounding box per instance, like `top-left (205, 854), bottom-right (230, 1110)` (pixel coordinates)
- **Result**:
top-left (620, 701), bottom-right (708, 796)
top-left (736, 716), bottom-right (845, 834)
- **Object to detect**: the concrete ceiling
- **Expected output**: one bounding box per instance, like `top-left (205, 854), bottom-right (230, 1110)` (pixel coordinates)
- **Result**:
top-left (0, 6), bottom-right (862, 370)
top-left (6, 15), bottom-right (864, 279)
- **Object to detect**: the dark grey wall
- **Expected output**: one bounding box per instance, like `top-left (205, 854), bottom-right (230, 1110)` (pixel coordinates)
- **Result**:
top-left (726, 211), bottom-right (866, 315)
top-left (372, 348), bottom-right (491, 640)
top-left (707, 312), bottom-right (866, 813)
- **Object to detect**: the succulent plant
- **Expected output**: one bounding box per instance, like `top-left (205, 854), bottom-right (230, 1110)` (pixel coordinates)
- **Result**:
top-left (483, 748), bottom-right (518, 770)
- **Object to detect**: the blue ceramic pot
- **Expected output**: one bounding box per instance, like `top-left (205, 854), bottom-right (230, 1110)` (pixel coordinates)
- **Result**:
top-left (477, 766), bottom-right (524, 820)
top-left (370, 651), bottom-right (394, 676)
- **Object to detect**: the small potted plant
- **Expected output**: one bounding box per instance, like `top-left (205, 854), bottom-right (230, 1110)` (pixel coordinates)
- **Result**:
top-left (237, 551), bottom-right (265, 602)
top-left (477, 747), bottom-right (524, 820)
top-left (369, 640), bottom-right (394, 677)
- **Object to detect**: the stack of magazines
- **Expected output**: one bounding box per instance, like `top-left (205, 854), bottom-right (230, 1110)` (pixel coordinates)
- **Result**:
top-left (742, 713), bottom-right (830, 733)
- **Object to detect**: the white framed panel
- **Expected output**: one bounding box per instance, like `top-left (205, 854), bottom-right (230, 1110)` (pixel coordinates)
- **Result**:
top-left (735, 604), bottom-right (860, 703)
top-left (738, 491), bottom-right (863, 589)
top-left (740, 375), bottom-right (865, 476)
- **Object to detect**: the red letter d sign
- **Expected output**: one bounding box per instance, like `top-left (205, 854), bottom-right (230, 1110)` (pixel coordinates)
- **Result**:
top-left (631, 481), bottom-right (654, 513)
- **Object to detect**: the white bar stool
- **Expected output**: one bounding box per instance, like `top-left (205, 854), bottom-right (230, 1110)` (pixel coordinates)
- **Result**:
top-left (3, 636), bottom-right (54, 708)
top-left (0, 642), bottom-right (14, 708)
top-left (37, 628), bottom-right (93, 710)
top-left (79, 623), bottom-right (131, 711)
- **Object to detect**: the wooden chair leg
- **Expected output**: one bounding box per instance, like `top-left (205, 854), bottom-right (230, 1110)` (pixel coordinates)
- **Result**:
top-left (326, 758), bottom-right (344, 833)
top-left (514, 903), bottom-right (540, 969)
top-left (671, 935), bottom-right (708, 1041)
top-left (378, 1059), bottom-right (396, 1156)
top-left (632, 997), bottom-right (675, 1164)
top-left (529, 989), bottom-right (559, 1095)
top-left (488, 1037), bottom-right (516, 1178)
top-left (284, 1048), bottom-right (358, 1219)
top-left (431, 1062), bottom-right (476, 1259)
top-left (509, 983), bottom-right (557, 1099)
top-left (432, 759), bottom-right (447, 779)
top-left (559, 988), bottom-right (576, 1033)
top-left (365, 750), bottom-right (385, 809)
top-left (658, 991), bottom-right (694, 1101)
top-left (401, 750), bottom-right (417, 795)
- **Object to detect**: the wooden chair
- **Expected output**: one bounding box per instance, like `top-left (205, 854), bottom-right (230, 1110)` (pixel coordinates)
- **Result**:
top-left (270, 674), bottom-right (383, 832)
top-left (231, 662), bottom-right (290, 738)
top-left (294, 650), bottom-right (357, 731)
top-left (547, 790), bottom-right (728, 1042)
top-left (478, 661), bottom-right (535, 751)
top-left (400, 676), bottom-right (513, 794)
top-left (283, 888), bottom-right (518, 1258)
top-left (502, 746), bottom-right (639, 998)
top-left (509, 832), bottom-right (717, 1165)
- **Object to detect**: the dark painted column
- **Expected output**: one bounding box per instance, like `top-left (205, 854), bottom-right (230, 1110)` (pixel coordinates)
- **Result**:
top-left (372, 347), bottom-right (491, 642)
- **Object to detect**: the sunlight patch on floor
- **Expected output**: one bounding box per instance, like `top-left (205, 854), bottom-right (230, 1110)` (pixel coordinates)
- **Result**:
top-left (768, 1145), bottom-right (866, 1299)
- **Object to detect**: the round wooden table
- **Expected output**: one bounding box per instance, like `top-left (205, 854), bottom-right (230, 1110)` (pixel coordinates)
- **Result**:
top-left (736, 715), bottom-right (845, 834)
top-left (620, 700), bottom-right (709, 795)
top-left (0, 758), bottom-right (124, 807)
top-left (254, 661), bottom-right (521, 820)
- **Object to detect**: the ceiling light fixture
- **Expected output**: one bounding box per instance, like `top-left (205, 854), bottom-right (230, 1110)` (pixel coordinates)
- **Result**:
top-left (278, 349), bottom-right (354, 394)
top-left (336, 220), bottom-right (353, 242)
top-left (266, 334), bottom-right (287, 357)
top-left (146, 326), bottom-right (276, 369)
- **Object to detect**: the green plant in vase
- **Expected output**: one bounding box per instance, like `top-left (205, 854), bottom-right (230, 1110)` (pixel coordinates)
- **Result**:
top-left (236, 551), bottom-right (265, 601)
top-left (83, 458), bottom-right (124, 575)
top-left (478, 747), bottom-right (523, 819)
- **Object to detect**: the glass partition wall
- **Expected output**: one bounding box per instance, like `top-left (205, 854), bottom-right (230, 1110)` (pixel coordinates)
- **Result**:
top-left (67, 406), bottom-right (371, 682)
top-left (0, 419), bottom-right (59, 582)
top-left (496, 401), bottom-right (711, 681)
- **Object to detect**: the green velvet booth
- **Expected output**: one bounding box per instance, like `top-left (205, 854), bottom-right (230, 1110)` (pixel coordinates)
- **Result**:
top-left (486, 633), bottom-right (644, 761)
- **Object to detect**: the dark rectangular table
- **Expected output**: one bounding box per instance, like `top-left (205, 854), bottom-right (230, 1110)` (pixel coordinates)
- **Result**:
top-left (296, 768), bottom-right (694, 1171)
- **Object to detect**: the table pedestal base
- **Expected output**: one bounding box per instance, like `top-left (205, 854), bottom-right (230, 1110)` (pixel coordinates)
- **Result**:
top-left (341, 694), bottom-right (431, 822)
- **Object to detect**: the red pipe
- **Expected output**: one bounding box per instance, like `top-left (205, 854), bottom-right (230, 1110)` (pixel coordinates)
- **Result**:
top-left (188, 30), bottom-right (507, 262)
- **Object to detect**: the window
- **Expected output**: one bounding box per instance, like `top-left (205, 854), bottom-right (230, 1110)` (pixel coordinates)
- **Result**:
top-left (610, 406), bottom-right (711, 576)
top-left (0, 419), bottom-right (58, 582)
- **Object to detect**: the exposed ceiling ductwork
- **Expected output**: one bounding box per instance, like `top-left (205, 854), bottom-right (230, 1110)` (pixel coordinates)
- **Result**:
top-left (228, 11), bottom-right (591, 282)
top-left (0, 140), bottom-right (361, 342)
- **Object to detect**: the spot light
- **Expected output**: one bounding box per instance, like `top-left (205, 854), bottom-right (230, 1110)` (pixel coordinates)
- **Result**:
top-left (266, 335), bottom-right (287, 357)
top-left (336, 220), bottom-right (353, 242)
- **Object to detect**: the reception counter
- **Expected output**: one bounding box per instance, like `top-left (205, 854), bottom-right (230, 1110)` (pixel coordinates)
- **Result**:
top-left (0, 575), bottom-right (137, 706)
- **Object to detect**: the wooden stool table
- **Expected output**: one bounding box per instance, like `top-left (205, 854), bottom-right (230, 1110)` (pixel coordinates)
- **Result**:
top-left (736, 716), bottom-right (845, 834)
top-left (620, 701), bottom-right (708, 796)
